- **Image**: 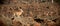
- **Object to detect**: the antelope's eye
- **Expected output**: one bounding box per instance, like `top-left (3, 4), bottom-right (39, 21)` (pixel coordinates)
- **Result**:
top-left (11, 18), bottom-right (14, 20)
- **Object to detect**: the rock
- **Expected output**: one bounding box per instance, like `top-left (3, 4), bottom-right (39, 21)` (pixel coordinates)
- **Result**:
top-left (33, 22), bottom-right (41, 26)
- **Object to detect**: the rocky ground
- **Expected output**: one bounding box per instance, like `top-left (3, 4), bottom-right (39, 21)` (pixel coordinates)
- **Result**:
top-left (0, 0), bottom-right (60, 26)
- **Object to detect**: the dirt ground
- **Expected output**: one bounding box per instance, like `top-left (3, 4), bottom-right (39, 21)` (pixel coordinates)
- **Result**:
top-left (0, 0), bottom-right (60, 26)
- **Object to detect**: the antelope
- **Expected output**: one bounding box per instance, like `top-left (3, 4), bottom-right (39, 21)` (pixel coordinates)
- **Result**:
top-left (13, 9), bottom-right (23, 16)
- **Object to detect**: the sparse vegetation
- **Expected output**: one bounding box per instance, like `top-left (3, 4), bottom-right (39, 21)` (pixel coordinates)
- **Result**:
top-left (0, 0), bottom-right (60, 26)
